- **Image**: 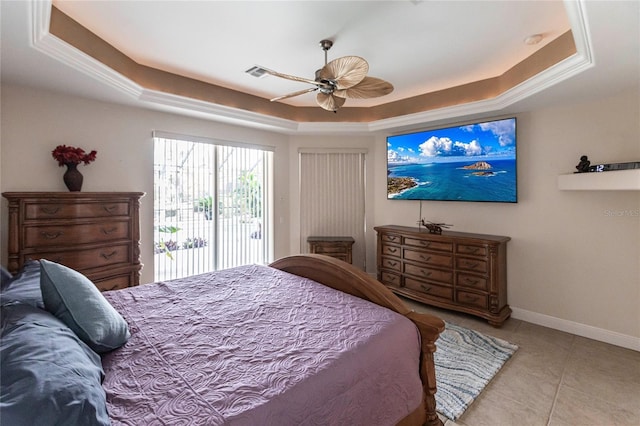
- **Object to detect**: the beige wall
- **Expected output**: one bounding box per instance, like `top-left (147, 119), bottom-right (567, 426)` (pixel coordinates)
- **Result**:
top-left (0, 85), bottom-right (291, 285)
top-left (2, 84), bottom-right (638, 347)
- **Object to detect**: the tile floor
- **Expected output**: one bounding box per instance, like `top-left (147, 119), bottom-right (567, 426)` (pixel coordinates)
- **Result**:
top-left (401, 298), bottom-right (640, 426)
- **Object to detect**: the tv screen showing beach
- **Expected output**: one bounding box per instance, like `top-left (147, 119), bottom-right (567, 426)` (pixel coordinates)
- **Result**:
top-left (387, 117), bottom-right (517, 202)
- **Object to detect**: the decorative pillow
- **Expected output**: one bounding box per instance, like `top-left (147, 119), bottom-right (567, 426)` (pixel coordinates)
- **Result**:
top-left (0, 302), bottom-right (110, 425)
top-left (39, 259), bottom-right (130, 353)
top-left (1, 260), bottom-right (44, 308)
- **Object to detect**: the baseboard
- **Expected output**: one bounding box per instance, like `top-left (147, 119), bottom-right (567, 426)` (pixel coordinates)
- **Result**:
top-left (511, 307), bottom-right (640, 352)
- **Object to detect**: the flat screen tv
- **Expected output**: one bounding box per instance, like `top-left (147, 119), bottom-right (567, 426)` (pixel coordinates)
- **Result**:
top-left (387, 117), bottom-right (517, 203)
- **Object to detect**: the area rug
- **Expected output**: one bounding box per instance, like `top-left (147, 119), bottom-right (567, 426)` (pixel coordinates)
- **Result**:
top-left (434, 322), bottom-right (518, 421)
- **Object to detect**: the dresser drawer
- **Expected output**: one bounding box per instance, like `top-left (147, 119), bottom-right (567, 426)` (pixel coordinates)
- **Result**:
top-left (380, 271), bottom-right (401, 288)
top-left (404, 263), bottom-right (453, 284)
top-left (405, 277), bottom-right (453, 300)
top-left (456, 290), bottom-right (488, 309)
top-left (24, 221), bottom-right (130, 248)
top-left (456, 257), bottom-right (488, 274)
top-left (457, 273), bottom-right (489, 291)
top-left (456, 243), bottom-right (488, 257)
top-left (404, 237), bottom-right (453, 253)
top-left (380, 256), bottom-right (401, 271)
top-left (382, 233), bottom-right (402, 244)
top-left (381, 244), bottom-right (401, 258)
top-left (24, 202), bottom-right (130, 220)
top-left (404, 248), bottom-right (452, 268)
top-left (31, 243), bottom-right (131, 271)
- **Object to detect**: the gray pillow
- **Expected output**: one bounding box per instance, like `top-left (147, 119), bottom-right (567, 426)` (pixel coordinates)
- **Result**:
top-left (39, 259), bottom-right (130, 353)
top-left (0, 302), bottom-right (109, 426)
top-left (1, 260), bottom-right (44, 308)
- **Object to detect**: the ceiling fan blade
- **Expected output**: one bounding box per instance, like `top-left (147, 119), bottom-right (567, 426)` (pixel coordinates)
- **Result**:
top-left (270, 87), bottom-right (318, 102)
top-left (316, 92), bottom-right (346, 111)
top-left (318, 56), bottom-right (368, 90)
top-left (333, 76), bottom-right (394, 99)
top-left (258, 66), bottom-right (321, 87)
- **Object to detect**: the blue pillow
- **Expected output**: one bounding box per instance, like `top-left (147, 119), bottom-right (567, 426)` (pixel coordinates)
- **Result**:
top-left (0, 302), bottom-right (109, 426)
top-left (1, 260), bottom-right (44, 308)
top-left (40, 259), bottom-right (130, 353)
top-left (0, 265), bottom-right (11, 287)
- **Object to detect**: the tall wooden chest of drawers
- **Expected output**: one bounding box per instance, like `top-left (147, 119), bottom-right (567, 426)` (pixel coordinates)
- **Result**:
top-left (3, 192), bottom-right (144, 291)
top-left (374, 225), bottom-right (511, 326)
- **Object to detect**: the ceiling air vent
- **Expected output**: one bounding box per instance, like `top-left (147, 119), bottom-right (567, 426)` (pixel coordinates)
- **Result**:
top-left (245, 66), bottom-right (269, 78)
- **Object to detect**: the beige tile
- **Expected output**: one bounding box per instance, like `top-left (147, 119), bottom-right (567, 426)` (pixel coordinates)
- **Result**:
top-left (549, 384), bottom-right (640, 426)
top-left (455, 388), bottom-right (551, 426)
top-left (511, 321), bottom-right (576, 351)
top-left (486, 359), bottom-right (559, 413)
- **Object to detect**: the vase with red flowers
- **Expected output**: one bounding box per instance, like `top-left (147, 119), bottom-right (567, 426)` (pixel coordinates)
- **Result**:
top-left (52, 145), bottom-right (97, 192)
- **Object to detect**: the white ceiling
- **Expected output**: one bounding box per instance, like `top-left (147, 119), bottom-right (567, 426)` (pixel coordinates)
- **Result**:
top-left (1, 0), bottom-right (639, 133)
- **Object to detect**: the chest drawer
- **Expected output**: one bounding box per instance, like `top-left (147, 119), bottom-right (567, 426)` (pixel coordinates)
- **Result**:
top-left (403, 248), bottom-right (452, 268)
top-left (456, 257), bottom-right (488, 274)
top-left (404, 237), bottom-right (453, 253)
top-left (404, 263), bottom-right (453, 284)
top-left (382, 233), bottom-right (402, 244)
top-left (30, 243), bottom-right (131, 271)
top-left (24, 202), bottom-right (130, 220)
top-left (24, 221), bottom-right (130, 248)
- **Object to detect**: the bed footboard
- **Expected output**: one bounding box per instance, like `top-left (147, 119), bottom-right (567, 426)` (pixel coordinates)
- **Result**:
top-left (270, 254), bottom-right (445, 426)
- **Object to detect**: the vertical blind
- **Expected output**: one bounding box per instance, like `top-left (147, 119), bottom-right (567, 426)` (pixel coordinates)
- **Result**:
top-left (299, 150), bottom-right (367, 269)
top-left (153, 132), bottom-right (273, 281)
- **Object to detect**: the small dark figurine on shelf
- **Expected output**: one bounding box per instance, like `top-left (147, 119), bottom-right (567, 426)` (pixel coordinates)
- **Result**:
top-left (419, 219), bottom-right (452, 235)
top-left (575, 155), bottom-right (591, 173)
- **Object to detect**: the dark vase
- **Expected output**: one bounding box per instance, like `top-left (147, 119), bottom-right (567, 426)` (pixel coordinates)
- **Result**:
top-left (63, 163), bottom-right (83, 192)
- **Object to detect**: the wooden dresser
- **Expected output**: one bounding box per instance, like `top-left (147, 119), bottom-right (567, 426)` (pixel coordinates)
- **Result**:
top-left (374, 225), bottom-right (511, 326)
top-left (3, 192), bottom-right (144, 291)
top-left (307, 236), bottom-right (355, 264)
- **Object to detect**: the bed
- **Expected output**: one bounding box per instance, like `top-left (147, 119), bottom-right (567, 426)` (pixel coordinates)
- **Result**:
top-left (1, 254), bottom-right (445, 426)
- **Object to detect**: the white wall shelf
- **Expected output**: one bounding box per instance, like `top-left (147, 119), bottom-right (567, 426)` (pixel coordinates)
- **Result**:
top-left (558, 169), bottom-right (640, 190)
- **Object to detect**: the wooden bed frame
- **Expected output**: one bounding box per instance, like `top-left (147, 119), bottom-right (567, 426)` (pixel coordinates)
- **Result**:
top-left (270, 254), bottom-right (445, 426)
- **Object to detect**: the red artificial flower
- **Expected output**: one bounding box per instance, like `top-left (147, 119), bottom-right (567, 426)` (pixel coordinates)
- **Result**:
top-left (52, 145), bottom-right (98, 166)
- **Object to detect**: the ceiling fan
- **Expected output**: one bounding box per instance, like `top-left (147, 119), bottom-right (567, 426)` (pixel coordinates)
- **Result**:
top-left (247, 40), bottom-right (394, 112)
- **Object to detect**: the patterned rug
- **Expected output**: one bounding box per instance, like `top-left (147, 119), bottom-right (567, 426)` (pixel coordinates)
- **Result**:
top-left (434, 322), bottom-right (518, 421)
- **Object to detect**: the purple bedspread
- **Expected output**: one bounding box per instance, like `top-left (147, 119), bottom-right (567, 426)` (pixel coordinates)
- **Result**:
top-left (102, 264), bottom-right (423, 425)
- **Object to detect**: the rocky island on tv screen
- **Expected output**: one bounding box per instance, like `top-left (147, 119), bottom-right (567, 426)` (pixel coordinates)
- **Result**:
top-left (387, 117), bottom-right (517, 203)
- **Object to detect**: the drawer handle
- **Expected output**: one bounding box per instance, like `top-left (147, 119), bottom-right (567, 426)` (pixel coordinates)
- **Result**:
top-left (40, 207), bottom-right (60, 215)
top-left (100, 251), bottom-right (118, 260)
top-left (467, 247), bottom-right (480, 254)
top-left (464, 277), bottom-right (480, 285)
top-left (420, 284), bottom-right (432, 292)
top-left (420, 255), bottom-right (431, 261)
top-left (387, 247), bottom-right (398, 253)
top-left (103, 205), bottom-right (118, 213)
top-left (101, 227), bottom-right (118, 235)
top-left (420, 241), bottom-right (431, 248)
top-left (388, 236), bottom-right (399, 242)
top-left (387, 261), bottom-right (398, 267)
top-left (420, 270), bottom-right (432, 277)
top-left (463, 294), bottom-right (480, 302)
top-left (464, 261), bottom-right (479, 269)
top-left (41, 231), bottom-right (62, 240)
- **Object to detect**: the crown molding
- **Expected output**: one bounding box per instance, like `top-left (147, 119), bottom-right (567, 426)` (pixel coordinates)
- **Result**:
top-left (29, 0), bottom-right (594, 135)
